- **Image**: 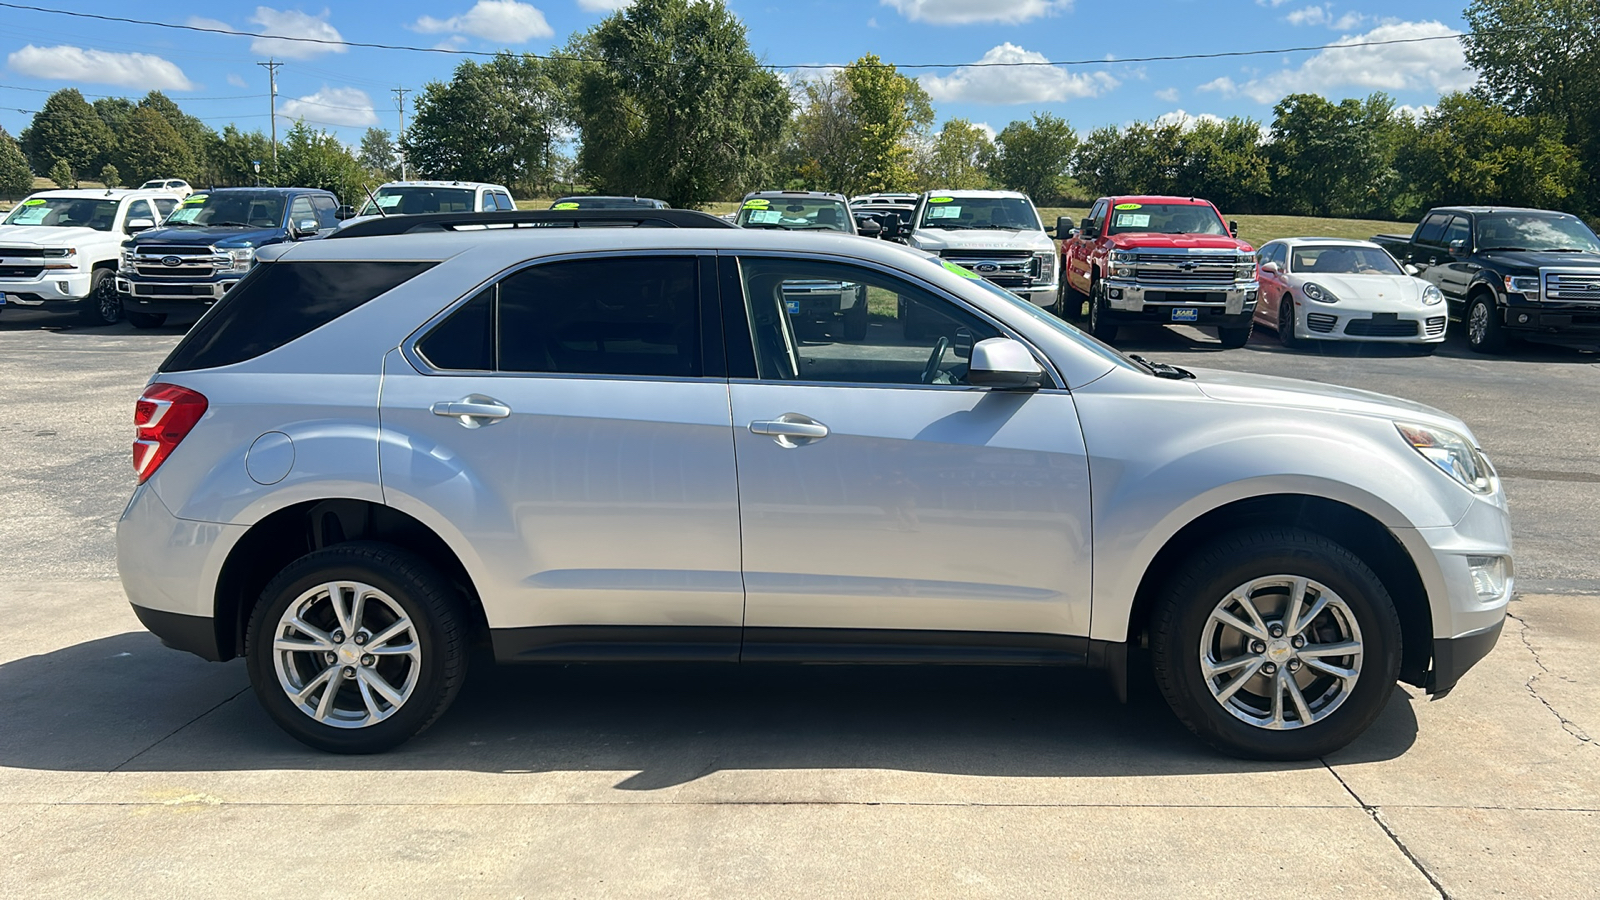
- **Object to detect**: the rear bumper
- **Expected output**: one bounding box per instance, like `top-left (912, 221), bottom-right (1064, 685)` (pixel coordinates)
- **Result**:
top-left (117, 482), bottom-right (244, 659)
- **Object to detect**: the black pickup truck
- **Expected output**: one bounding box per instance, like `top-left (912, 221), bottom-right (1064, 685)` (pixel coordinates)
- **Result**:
top-left (1373, 206), bottom-right (1600, 352)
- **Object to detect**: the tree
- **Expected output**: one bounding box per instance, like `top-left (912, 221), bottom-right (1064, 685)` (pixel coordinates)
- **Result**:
top-left (23, 89), bottom-right (113, 180)
top-left (916, 119), bottom-right (993, 190)
top-left (992, 113), bottom-right (1078, 204)
top-left (1393, 92), bottom-right (1582, 215)
top-left (0, 127), bottom-right (33, 200)
top-left (1176, 117), bottom-right (1271, 213)
top-left (92, 97), bottom-right (136, 136)
top-left (112, 106), bottom-right (195, 186)
top-left (359, 127), bottom-right (400, 180)
top-left (277, 120), bottom-right (367, 203)
top-left (98, 163), bottom-right (121, 188)
top-left (48, 157), bottom-right (75, 188)
top-left (783, 71), bottom-right (855, 191)
top-left (840, 55), bottom-right (932, 194)
top-left (566, 0), bottom-right (790, 208)
top-left (1464, 0), bottom-right (1600, 211)
top-left (209, 126), bottom-right (274, 186)
top-left (1266, 93), bottom-right (1400, 218)
top-left (138, 91), bottom-right (215, 182)
top-left (405, 53), bottom-right (565, 194)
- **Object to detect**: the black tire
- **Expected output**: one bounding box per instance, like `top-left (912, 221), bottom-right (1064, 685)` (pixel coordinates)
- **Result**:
top-left (843, 292), bottom-right (869, 341)
top-left (1276, 296), bottom-right (1300, 349)
top-left (1466, 293), bottom-right (1507, 354)
top-left (126, 312), bottom-right (168, 329)
top-left (245, 542), bottom-right (468, 754)
top-left (1087, 278), bottom-right (1118, 342)
top-left (79, 269), bottom-right (122, 326)
top-left (1149, 528), bottom-right (1402, 760)
top-left (1060, 279), bottom-right (1088, 321)
top-left (1217, 322), bottom-right (1253, 349)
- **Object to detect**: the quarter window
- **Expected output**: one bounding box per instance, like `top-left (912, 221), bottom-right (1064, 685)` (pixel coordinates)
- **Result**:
top-left (735, 257), bottom-right (1001, 386)
top-left (417, 256), bottom-right (703, 378)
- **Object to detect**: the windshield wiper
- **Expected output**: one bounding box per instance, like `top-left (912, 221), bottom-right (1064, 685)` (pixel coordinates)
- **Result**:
top-left (1545, 248), bottom-right (1595, 253)
top-left (203, 220), bottom-right (252, 227)
top-left (1478, 246), bottom-right (1530, 252)
top-left (1128, 354), bottom-right (1196, 380)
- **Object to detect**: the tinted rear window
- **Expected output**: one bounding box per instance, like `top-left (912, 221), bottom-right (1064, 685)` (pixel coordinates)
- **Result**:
top-left (160, 260), bottom-right (436, 372)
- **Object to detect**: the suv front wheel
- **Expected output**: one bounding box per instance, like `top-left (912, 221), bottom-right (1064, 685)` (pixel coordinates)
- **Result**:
top-left (1150, 528), bottom-right (1401, 759)
top-left (245, 542), bottom-right (468, 753)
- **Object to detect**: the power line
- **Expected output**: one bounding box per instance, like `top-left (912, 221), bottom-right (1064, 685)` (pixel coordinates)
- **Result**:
top-left (0, 0), bottom-right (1526, 70)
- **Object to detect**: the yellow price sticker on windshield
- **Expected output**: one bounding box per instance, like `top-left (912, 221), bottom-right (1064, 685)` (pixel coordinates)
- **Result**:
top-left (22, 198), bottom-right (45, 206)
top-left (929, 196), bottom-right (955, 203)
top-left (742, 198), bottom-right (770, 208)
top-left (1113, 202), bottom-right (1142, 210)
top-left (552, 202), bottom-right (580, 209)
top-left (184, 194), bottom-right (207, 205)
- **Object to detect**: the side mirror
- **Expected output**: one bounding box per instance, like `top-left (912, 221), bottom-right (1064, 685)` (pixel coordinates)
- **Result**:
top-left (1043, 225), bottom-right (1056, 236)
top-left (1448, 239), bottom-right (1468, 258)
top-left (124, 217), bottom-right (156, 233)
top-left (967, 337), bottom-right (1043, 391)
top-left (1079, 217), bottom-right (1099, 239)
top-left (1229, 219), bottom-right (1240, 238)
top-left (293, 218), bottom-right (320, 237)
top-left (335, 204), bottom-right (357, 220)
top-left (858, 218), bottom-right (882, 237)
top-left (1260, 261), bottom-right (1280, 274)
top-left (1404, 263), bottom-right (1420, 276)
top-left (1056, 217), bottom-right (1074, 237)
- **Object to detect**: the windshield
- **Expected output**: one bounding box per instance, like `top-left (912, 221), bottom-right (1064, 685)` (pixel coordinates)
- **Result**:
top-left (737, 197), bottom-right (852, 232)
top-left (161, 192), bottom-right (287, 228)
top-left (1474, 214), bottom-right (1600, 253)
top-left (919, 196), bottom-right (1041, 231)
top-left (1288, 245), bottom-right (1404, 276)
top-left (358, 186), bottom-right (475, 217)
top-left (1105, 202), bottom-right (1227, 236)
top-left (551, 197), bottom-right (661, 209)
top-left (2, 197), bottom-right (121, 230)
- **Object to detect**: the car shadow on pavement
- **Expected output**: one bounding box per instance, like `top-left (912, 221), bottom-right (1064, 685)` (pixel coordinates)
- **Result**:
top-left (0, 631), bottom-right (1419, 785)
top-left (1107, 322), bottom-right (1597, 364)
top-left (0, 306), bottom-right (190, 335)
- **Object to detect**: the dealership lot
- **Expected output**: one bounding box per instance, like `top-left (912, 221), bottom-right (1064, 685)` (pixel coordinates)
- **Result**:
top-left (1, 309), bottom-right (1596, 898)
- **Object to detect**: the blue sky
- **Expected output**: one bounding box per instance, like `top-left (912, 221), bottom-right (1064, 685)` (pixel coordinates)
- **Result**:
top-left (0, 0), bottom-right (1478, 146)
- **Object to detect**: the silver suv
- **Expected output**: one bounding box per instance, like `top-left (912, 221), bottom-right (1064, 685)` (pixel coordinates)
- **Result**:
top-left (117, 215), bottom-right (1512, 757)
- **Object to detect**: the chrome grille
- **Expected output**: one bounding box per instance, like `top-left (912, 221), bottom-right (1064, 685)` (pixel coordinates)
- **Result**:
top-left (131, 244), bottom-right (223, 278)
top-left (0, 246), bottom-right (44, 259)
top-left (1544, 271), bottom-right (1600, 303)
top-left (939, 252), bottom-right (1041, 288)
top-left (1124, 252), bottom-right (1250, 287)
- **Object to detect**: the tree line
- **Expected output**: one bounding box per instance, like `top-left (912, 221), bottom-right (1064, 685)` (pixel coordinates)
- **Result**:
top-left (2, 0), bottom-right (1595, 221)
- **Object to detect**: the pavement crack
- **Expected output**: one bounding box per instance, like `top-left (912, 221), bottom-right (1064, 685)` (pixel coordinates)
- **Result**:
top-left (1323, 760), bottom-right (1450, 899)
top-left (1506, 608), bottom-right (1593, 745)
top-left (107, 685), bottom-right (251, 774)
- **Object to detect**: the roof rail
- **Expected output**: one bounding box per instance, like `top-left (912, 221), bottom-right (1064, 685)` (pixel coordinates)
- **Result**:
top-left (328, 208), bottom-right (736, 239)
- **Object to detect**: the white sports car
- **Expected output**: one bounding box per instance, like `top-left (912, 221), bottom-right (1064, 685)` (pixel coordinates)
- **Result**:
top-left (1255, 238), bottom-right (1448, 351)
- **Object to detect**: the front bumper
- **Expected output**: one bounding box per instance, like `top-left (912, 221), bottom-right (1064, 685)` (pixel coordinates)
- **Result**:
top-left (1404, 488), bottom-right (1513, 695)
top-left (117, 273), bottom-right (239, 316)
top-left (1426, 619), bottom-right (1503, 698)
top-left (1290, 306), bottom-right (1448, 343)
top-left (1102, 279), bottom-right (1258, 322)
top-left (1500, 295), bottom-right (1600, 345)
top-left (0, 271), bottom-right (94, 303)
top-left (1006, 283), bottom-right (1057, 308)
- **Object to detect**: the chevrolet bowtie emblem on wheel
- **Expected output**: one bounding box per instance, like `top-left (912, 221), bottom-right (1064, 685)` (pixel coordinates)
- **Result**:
top-left (161, 256), bottom-right (183, 267)
top-left (975, 263), bottom-right (999, 274)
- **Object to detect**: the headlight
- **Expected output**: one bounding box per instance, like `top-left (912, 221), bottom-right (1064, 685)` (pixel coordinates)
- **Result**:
top-left (1421, 283), bottom-right (1444, 305)
top-left (1301, 281), bottom-right (1337, 303)
top-left (1107, 250), bottom-right (1136, 264)
top-left (1396, 422), bottom-right (1496, 495)
top-left (1504, 275), bottom-right (1540, 298)
top-left (220, 247), bottom-right (255, 274)
top-left (1237, 263), bottom-right (1257, 280)
top-left (1034, 252), bottom-right (1056, 280)
top-left (121, 248), bottom-right (136, 270)
top-left (42, 247), bottom-right (77, 270)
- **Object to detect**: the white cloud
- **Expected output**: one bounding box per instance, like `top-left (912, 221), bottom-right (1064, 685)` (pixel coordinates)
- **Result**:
top-left (921, 43), bottom-right (1117, 104)
top-left (248, 8), bottom-right (346, 60)
top-left (882, 0), bottom-right (1069, 25)
top-left (1155, 87), bottom-right (1180, 102)
top-left (277, 86), bottom-right (377, 127)
top-left (1285, 4), bottom-right (1366, 28)
top-left (1198, 20), bottom-right (1475, 104)
top-left (1153, 109), bottom-right (1224, 130)
top-left (187, 16), bottom-right (235, 32)
top-left (1395, 103), bottom-right (1433, 120)
top-left (415, 1), bottom-right (553, 42)
top-left (6, 45), bottom-right (194, 91)
top-left (578, 0), bottom-right (633, 10)
top-left (226, 72), bottom-right (250, 88)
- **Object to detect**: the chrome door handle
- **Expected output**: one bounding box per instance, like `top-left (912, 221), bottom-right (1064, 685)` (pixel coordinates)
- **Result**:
top-left (749, 414), bottom-right (829, 447)
top-left (431, 395), bottom-right (511, 428)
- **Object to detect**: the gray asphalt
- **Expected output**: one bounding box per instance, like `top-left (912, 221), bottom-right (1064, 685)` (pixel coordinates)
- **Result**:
top-left (1, 305), bottom-right (1596, 898)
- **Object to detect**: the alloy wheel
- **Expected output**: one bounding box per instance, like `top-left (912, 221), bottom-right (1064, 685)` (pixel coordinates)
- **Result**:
top-left (1199, 575), bottom-right (1364, 730)
top-left (271, 580), bottom-right (422, 728)
top-left (1468, 301), bottom-right (1488, 346)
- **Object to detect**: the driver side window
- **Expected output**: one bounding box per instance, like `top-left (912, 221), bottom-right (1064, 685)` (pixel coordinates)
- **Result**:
top-left (736, 257), bottom-right (1001, 387)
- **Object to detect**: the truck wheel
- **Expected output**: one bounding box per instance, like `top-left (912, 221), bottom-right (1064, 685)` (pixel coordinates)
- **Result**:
top-left (1276, 297), bottom-right (1300, 349)
top-left (79, 270), bottom-right (122, 326)
top-left (127, 312), bottom-right (168, 329)
top-left (1217, 322), bottom-right (1253, 349)
top-left (1087, 279), bottom-right (1118, 342)
top-left (1466, 294), bottom-right (1507, 354)
top-left (1149, 528), bottom-right (1402, 760)
top-left (843, 292), bottom-right (869, 341)
top-left (1061, 280), bottom-right (1087, 322)
top-left (244, 542), bottom-right (468, 754)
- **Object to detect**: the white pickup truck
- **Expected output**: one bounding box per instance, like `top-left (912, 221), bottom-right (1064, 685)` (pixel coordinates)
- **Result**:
top-left (905, 189), bottom-right (1060, 313)
top-left (0, 189), bottom-right (180, 325)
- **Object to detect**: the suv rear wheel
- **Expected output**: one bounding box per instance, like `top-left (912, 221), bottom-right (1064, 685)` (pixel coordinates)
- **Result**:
top-left (1149, 528), bottom-right (1401, 759)
top-left (245, 542), bottom-right (467, 753)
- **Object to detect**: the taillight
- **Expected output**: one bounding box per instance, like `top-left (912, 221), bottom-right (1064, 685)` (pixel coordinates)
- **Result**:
top-left (133, 383), bottom-right (208, 484)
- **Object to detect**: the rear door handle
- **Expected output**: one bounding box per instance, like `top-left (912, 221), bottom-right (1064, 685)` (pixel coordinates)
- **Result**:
top-left (749, 413), bottom-right (829, 447)
top-left (431, 395), bottom-right (511, 428)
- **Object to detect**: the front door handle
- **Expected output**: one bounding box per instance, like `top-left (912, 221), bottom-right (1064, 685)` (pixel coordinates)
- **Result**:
top-left (749, 413), bottom-right (829, 447)
top-left (431, 395), bottom-right (511, 428)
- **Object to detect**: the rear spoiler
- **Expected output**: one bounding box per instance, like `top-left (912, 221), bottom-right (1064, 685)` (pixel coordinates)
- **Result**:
top-left (328, 208), bottom-right (737, 239)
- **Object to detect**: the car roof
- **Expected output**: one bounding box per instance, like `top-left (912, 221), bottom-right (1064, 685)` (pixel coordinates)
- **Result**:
top-left (922, 189), bottom-right (1029, 199)
top-left (1102, 195), bottom-right (1217, 205)
top-left (744, 190), bottom-right (847, 201)
top-left (1272, 237), bottom-right (1382, 248)
top-left (378, 180), bottom-right (507, 190)
top-left (196, 186), bottom-right (334, 195)
top-left (23, 189), bottom-right (181, 200)
top-left (1425, 206), bottom-right (1575, 216)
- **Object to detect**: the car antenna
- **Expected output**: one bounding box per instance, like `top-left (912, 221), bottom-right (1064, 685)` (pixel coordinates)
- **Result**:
top-left (364, 184), bottom-right (388, 217)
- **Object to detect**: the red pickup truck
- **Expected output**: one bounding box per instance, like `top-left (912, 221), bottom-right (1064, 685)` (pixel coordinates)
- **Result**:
top-left (1056, 195), bottom-right (1260, 347)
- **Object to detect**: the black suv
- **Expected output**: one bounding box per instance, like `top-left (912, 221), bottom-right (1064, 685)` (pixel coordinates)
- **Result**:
top-left (1374, 207), bottom-right (1600, 352)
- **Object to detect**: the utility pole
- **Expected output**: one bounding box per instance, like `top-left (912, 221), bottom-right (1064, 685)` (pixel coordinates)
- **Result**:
top-left (391, 87), bottom-right (411, 180)
top-left (257, 59), bottom-right (283, 175)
